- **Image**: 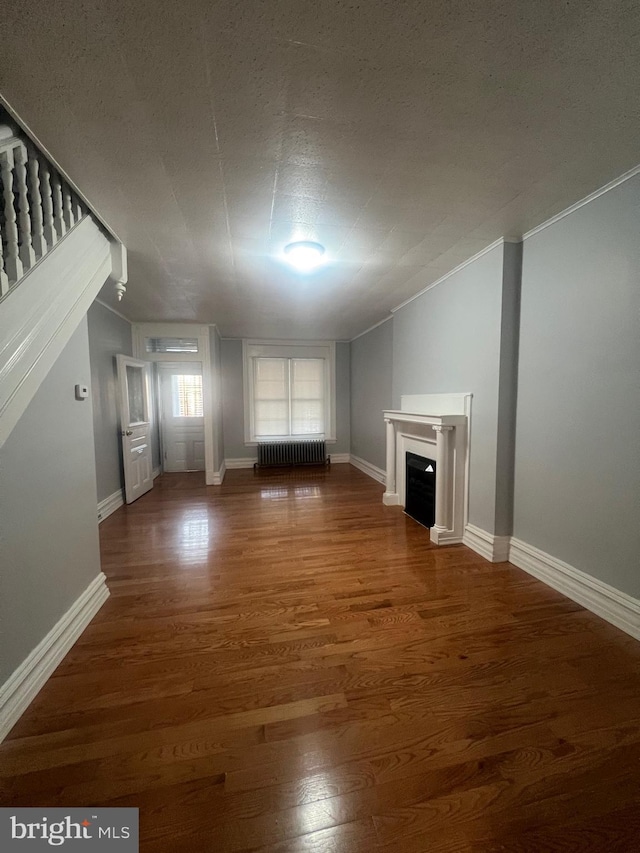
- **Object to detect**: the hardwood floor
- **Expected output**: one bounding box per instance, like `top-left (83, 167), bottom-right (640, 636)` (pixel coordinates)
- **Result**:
top-left (2, 465), bottom-right (640, 851)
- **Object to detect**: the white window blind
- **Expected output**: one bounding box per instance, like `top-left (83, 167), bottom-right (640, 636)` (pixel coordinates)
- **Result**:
top-left (171, 374), bottom-right (203, 418)
top-left (253, 357), bottom-right (325, 439)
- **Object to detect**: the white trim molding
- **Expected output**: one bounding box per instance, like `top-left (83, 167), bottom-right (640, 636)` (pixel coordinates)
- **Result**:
top-left (153, 467), bottom-right (161, 480)
top-left (509, 537), bottom-right (640, 641)
top-left (329, 453), bottom-right (350, 464)
top-left (0, 573), bottom-right (110, 743)
top-left (463, 524), bottom-right (511, 563)
top-left (211, 459), bottom-right (227, 485)
top-left (349, 454), bottom-right (386, 485)
top-left (225, 457), bottom-right (257, 469)
top-left (97, 488), bottom-right (124, 523)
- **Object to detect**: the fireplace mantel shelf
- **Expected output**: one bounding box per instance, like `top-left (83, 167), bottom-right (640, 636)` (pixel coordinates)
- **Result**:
top-left (383, 410), bottom-right (466, 427)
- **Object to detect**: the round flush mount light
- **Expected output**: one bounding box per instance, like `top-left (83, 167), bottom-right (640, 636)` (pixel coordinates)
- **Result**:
top-left (283, 240), bottom-right (325, 272)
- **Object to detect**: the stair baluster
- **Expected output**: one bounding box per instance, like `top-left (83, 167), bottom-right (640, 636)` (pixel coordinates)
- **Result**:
top-left (51, 172), bottom-right (66, 238)
top-left (27, 146), bottom-right (47, 259)
top-left (39, 159), bottom-right (57, 248)
top-left (14, 144), bottom-right (36, 271)
top-left (0, 147), bottom-right (24, 284)
top-left (62, 183), bottom-right (74, 230)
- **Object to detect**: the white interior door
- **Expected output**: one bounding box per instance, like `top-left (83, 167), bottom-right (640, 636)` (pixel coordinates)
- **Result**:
top-left (159, 364), bottom-right (205, 472)
top-left (116, 355), bottom-right (154, 504)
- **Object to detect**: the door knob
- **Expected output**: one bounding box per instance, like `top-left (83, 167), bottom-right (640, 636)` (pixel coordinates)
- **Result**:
top-left (122, 429), bottom-right (133, 436)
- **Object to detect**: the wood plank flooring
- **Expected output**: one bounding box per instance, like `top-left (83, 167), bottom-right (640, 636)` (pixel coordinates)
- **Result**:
top-left (2, 465), bottom-right (640, 851)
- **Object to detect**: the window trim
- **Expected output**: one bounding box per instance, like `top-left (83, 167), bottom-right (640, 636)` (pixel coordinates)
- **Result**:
top-left (242, 340), bottom-right (336, 445)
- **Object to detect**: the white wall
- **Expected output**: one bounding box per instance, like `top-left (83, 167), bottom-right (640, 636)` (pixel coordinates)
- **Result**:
top-left (0, 318), bottom-right (102, 683)
top-left (514, 175), bottom-right (640, 597)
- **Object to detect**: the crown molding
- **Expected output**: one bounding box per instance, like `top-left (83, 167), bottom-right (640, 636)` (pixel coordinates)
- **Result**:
top-left (523, 162), bottom-right (640, 241)
top-left (390, 237), bottom-right (507, 315)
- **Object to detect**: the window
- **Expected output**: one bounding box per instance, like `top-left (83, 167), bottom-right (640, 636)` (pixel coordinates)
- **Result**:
top-left (171, 374), bottom-right (203, 418)
top-left (243, 341), bottom-right (336, 443)
top-left (253, 357), bottom-right (325, 437)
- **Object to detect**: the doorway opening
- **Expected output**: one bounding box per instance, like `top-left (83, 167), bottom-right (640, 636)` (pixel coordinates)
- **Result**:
top-left (158, 362), bottom-right (205, 472)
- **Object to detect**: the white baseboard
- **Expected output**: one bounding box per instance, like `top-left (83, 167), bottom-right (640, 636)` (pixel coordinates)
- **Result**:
top-left (97, 488), bottom-right (124, 523)
top-left (463, 524), bottom-right (511, 562)
top-left (349, 454), bottom-right (386, 485)
top-left (509, 537), bottom-right (640, 641)
top-left (225, 457), bottom-right (257, 469)
top-left (211, 460), bottom-right (227, 485)
top-left (152, 467), bottom-right (161, 480)
top-left (329, 453), bottom-right (350, 463)
top-left (0, 573), bottom-right (110, 743)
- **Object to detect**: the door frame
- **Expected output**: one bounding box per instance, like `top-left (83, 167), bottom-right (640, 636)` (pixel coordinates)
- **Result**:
top-left (132, 323), bottom-right (216, 485)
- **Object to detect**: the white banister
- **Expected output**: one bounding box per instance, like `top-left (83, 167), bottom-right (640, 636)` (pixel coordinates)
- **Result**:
top-left (0, 146), bottom-right (23, 283)
top-left (14, 145), bottom-right (36, 271)
top-left (0, 119), bottom-right (93, 299)
top-left (27, 147), bottom-right (47, 259)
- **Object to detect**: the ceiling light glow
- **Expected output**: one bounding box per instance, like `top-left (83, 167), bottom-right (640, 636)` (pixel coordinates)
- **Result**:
top-left (283, 241), bottom-right (325, 272)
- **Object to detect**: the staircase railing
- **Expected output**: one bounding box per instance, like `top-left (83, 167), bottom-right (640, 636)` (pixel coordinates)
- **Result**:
top-left (0, 122), bottom-right (86, 298)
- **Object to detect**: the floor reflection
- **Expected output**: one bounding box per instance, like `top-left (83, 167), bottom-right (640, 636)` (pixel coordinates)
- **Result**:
top-left (260, 486), bottom-right (322, 500)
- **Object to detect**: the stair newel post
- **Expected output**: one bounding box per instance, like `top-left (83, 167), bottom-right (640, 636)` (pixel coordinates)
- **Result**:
top-left (0, 147), bottom-right (24, 284)
top-left (14, 143), bottom-right (36, 271)
top-left (27, 145), bottom-right (48, 258)
top-left (51, 171), bottom-right (66, 238)
top-left (39, 158), bottom-right (57, 247)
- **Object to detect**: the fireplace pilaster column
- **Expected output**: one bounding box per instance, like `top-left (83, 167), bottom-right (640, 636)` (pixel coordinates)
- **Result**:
top-left (432, 425), bottom-right (454, 536)
top-left (382, 417), bottom-right (399, 505)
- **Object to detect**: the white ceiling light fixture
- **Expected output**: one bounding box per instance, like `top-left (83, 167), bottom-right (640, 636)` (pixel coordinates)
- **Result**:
top-left (283, 241), bottom-right (325, 272)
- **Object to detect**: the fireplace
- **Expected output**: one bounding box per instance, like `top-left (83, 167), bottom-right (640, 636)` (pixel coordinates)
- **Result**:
top-left (382, 394), bottom-right (470, 545)
top-left (405, 452), bottom-right (436, 528)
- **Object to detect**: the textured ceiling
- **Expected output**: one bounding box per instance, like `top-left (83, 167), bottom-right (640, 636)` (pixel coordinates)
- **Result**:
top-left (1, 1), bottom-right (639, 338)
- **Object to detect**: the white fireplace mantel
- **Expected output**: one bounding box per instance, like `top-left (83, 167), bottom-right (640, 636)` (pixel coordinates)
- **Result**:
top-left (383, 407), bottom-right (468, 545)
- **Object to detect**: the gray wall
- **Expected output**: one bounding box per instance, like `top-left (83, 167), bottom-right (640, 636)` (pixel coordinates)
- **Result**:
top-left (392, 243), bottom-right (513, 535)
top-left (514, 176), bottom-right (640, 596)
top-left (220, 338), bottom-right (351, 460)
top-left (333, 342), bottom-right (351, 455)
top-left (0, 318), bottom-right (102, 683)
top-left (210, 326), bottom-right (225, 471)
top-left (221, 338), bottom-right (246, 459)
top-left (350, 319), bottom-right (393, 470)
top-left (88, 302), bottom-right (133, 502)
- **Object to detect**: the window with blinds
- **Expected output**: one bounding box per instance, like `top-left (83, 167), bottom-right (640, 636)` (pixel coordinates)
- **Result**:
top-left (171, 374), bottom-right (204, 418)
top-left (253, 357), bottom-right (325, 439)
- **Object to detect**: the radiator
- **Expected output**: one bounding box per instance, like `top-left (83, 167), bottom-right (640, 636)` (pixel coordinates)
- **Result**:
top-left (255, 440), bottom-right (329, 468)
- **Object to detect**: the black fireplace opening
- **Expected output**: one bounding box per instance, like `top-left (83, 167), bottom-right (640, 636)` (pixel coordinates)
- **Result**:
top-left (405, 452), bottom-right (436, 528)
